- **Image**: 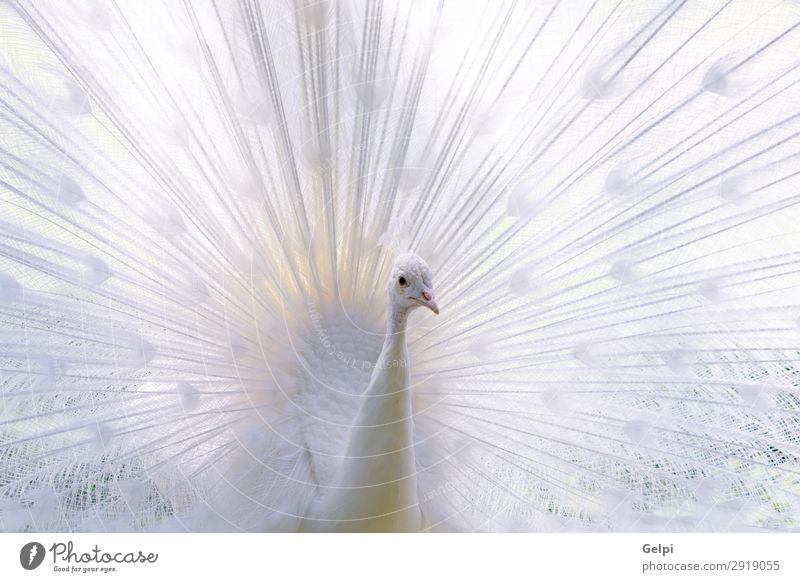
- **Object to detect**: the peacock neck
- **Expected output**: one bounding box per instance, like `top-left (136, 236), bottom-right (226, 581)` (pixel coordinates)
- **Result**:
top-left (365, 300), bottom-right (410, 402)
top-left (309, 299), bottom-right (420, 531)
top-left (386, 300), bottom-right (409, 340)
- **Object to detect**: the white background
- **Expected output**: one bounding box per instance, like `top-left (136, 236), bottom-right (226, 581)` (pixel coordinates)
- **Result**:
top-left (1, 533), bottom-right (797, 581)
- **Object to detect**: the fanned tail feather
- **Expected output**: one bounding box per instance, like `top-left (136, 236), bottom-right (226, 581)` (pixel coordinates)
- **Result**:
top-left (1, 0), bottom-right (799, 531)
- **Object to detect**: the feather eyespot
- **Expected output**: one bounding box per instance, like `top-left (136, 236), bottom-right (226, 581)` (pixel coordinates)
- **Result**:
top-left (398, 276), bottom-right (408, 287)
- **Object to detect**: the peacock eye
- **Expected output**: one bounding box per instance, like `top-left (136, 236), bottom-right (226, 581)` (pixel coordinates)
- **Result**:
top-left (398, 276), bottom-right (408, 287)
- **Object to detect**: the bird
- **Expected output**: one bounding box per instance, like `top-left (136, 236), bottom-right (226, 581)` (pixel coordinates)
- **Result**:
top-left (300, 253), bottom-right (437, 532)
top-left (1, 0), bottom-right (800, 533)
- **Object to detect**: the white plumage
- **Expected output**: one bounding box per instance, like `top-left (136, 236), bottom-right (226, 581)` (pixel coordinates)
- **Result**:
top-left (301, 254), bottom-right (436, 532)
top-left (1, 0), bottom-right (800, 532)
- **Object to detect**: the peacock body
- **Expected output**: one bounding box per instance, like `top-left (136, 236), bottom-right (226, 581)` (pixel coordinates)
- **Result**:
top-left (2, 0), bottom-right (800, 532)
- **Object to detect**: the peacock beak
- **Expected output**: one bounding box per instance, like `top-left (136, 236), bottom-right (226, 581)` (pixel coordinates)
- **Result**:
top-left (420, 289), bottom-right (439, 315)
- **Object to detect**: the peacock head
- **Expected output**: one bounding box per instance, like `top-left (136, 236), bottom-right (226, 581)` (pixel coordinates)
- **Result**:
top-left (390, 253), bottom-right (439, 315)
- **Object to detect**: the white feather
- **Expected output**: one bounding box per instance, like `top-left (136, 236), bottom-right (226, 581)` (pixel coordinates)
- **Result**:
top-left (1, 0), bottom-right (800, 533)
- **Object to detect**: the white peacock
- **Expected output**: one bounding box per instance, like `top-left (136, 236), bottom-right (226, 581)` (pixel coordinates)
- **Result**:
top-left (1, 0), bottom-right (799, 533)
